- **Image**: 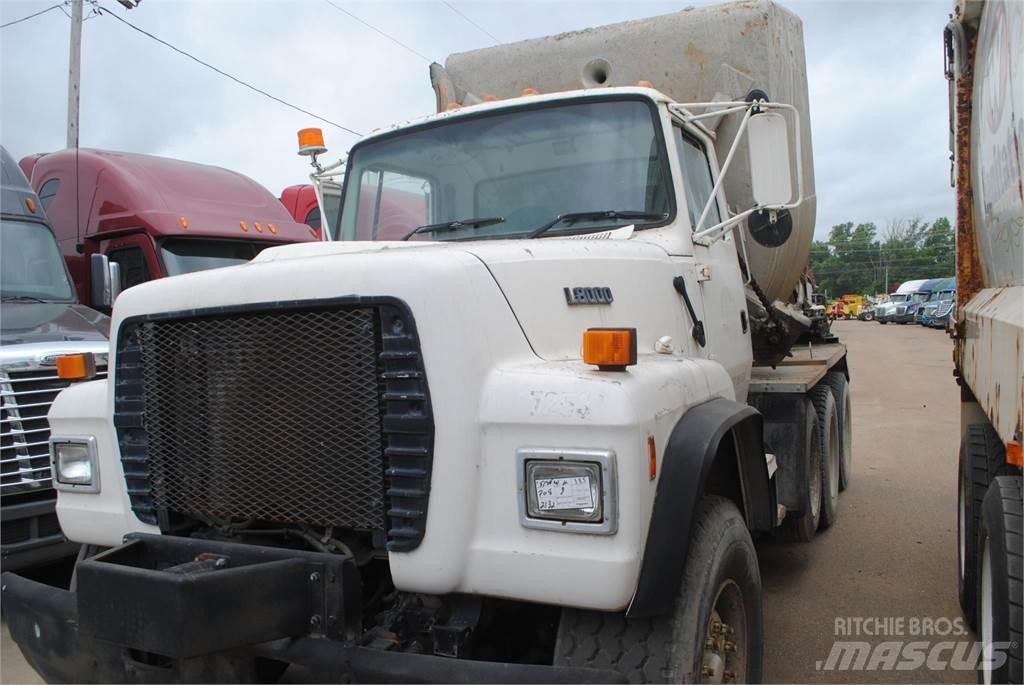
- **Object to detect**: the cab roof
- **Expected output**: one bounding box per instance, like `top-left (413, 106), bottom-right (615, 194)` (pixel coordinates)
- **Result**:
top-left (1, 145), bottom-right (48, 224)
top-left (25, 148), bottom-right (316, 244)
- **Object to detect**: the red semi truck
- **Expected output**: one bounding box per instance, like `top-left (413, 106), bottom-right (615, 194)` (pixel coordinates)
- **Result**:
top-left (19, 149), bottom-right (316, 305)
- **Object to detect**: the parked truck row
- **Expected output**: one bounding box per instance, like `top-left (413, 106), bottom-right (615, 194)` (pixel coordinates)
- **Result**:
top-left (1, 3), bottom-right (862, 682)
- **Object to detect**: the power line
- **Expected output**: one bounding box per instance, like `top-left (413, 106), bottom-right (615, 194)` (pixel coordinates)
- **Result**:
top-left (95, 4), bottom-right (361, 136)
top-left (441, 1), bottom-right (499, 44)
top-left (323, 0), bottom-right (431, 63)
top-left (1, 3), bottom-right (65, 29)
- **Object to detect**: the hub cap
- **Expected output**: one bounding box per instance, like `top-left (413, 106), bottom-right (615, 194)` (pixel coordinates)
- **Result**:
top-left (701, 580), bottom-right (747, 684)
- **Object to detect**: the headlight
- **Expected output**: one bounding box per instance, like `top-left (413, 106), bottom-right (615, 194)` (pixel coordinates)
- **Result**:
top-left (516, 448), bottom-right (617, 534)
top-left (50, 436), bottom-right (99, 492)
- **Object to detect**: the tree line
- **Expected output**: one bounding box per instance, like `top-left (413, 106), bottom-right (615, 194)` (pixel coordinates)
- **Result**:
top-left (808, 217), bottom-right (954, 298)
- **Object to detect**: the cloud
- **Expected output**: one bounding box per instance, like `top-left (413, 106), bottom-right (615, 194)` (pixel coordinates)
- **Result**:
top-left (1, 0), bottom-right (955, 239)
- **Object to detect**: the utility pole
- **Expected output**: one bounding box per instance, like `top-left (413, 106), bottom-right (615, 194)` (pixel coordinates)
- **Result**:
top-left (66, 0), bottom-right (83, 149)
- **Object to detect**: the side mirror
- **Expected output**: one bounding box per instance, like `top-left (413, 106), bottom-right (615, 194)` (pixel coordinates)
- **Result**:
top-left (89, 254), bottom-right (121, 308)
top-left (108, 261), bottom-right (122, 303)
top-left (747, 112), bottom-right (793, 206)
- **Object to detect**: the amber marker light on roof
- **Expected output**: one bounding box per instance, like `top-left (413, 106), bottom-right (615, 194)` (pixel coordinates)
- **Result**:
top-left (583, 328), bottom-right (637, 371)
top-left (179, 216), bottom-right (188, 230)
top-left (253, 222), bottom-right (263, 233)
top-left (56, 353), bottom-right (97, 381)
top-left (268, 223), bottom-right (278, 234)
top-left (240, 221), bottom-right (249, 232)
top-left (25, 197), bottom-right (37, 213)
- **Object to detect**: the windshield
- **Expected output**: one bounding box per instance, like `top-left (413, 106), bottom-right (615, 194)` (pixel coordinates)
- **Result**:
top-left (336, 98), bottom-right (672, 241)
top-left (890, 294), bottom-right (909, 303)
top-left (911, 292), bottom-right (930, 303)
top-left (160, 238), bottom-right (272, 276)
top-left (0, 218), bottom-right (75, 302)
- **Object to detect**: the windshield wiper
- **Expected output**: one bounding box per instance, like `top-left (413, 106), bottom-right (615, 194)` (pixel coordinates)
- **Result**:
top-left (1, 295), bottom-right (49, 303)
top-left (527, 210), bottom-right (669, 239)
top-left (402, 216), bottom-right (505, 241)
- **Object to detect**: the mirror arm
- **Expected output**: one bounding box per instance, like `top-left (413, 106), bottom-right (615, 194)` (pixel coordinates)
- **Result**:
top-left (693, 105), bottom-right (754, 234)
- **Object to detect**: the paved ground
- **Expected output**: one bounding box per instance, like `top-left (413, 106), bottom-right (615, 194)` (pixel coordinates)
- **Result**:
top-left (1, 320), bottom-right (969, 684)
top-left (761, 320), bottom-right (968, 683)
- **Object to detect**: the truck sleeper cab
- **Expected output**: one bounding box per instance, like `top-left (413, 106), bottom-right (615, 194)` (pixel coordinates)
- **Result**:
top-left (20, 149), bottom-right (317, 306)
top-left (2, 2), bottom-right (851, 682)
top-left (0, 145), bottom-right (109, 572)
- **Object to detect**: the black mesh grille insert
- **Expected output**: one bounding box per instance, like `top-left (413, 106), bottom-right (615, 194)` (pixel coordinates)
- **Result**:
top-left (138, 307), bottom-right (385, 529)
top-left (115, 301), bottom-right (434, 548)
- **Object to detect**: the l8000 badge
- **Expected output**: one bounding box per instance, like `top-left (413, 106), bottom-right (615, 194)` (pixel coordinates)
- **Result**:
top-left (564, 287), bottom-right (614, 305)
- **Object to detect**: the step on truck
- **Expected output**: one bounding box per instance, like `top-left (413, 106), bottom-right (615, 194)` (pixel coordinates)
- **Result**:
top-left (0, 145), bottom-right (110, 572)
top-left (945, 1), bottom-right (1023, 682)
top-left (2, 2), bottom-right (851, 682)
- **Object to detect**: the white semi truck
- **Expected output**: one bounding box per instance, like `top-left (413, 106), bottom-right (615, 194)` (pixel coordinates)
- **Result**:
top-left (945, 2), bottom-right (1022, 683)
top-left (3, 2), bottom-right (851, 682)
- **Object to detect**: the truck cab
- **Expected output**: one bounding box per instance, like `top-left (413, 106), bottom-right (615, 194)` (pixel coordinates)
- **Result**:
top-left (279, 182), bottom-right (342, 237)
top-left (0, 145), bottom-right (109, 572)
top-left (2, 3), bottom-right (852, 682)
top-left (19, 149), bottom-right (317, 305)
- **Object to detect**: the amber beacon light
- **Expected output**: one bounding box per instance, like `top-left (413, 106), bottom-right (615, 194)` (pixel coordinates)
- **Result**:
top-left (583, 328), bottom-right (637, 371)
top-left (297, 128), bottom-right (327, 157)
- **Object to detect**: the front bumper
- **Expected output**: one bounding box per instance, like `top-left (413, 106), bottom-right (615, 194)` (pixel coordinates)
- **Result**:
top-left (1, 496), bottom-right (78, 572)
top-left (1, 535), bottom-right (623, 684)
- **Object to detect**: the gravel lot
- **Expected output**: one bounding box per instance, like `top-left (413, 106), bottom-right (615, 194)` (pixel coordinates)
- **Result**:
top-left (1, 320), bottom-right (969, 684)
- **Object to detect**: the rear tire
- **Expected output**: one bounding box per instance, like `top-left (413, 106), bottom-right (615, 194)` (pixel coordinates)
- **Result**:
top-left (781, 401), bottom-right (822, 542)
top-left (555, 496), bottom-right (764, 683)
top-left (809, 384), bottom-right (840, 529)
top-left (958, 424), bottom-right (1009, 630)
top-left (822, 373), bottom-right (852, 491)
top-left (976, 476), bottom-right (1022, 685)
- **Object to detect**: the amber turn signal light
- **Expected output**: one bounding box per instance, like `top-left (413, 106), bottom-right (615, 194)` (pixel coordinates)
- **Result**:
top-left (583, 328), bottom-right (637, 371)
top-left (56, 353), bottom-right (97, 381)
top-left (1007, 440), bottom-right (1022, 468)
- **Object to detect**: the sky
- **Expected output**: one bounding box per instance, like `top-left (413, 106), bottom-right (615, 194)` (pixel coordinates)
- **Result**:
top-left (0, 0), bottom-right (956, 240)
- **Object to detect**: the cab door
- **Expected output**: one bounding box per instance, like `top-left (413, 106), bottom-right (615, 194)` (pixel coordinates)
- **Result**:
top-left (671, 125), bottom-right (753, 400)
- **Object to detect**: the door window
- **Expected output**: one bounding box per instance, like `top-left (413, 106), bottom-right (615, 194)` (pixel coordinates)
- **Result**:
top-left (106, 246), bottom-right (152, 290)
top-left (37, 179), bottom-right (61, 211)
top-left (674, 129), bottom-right (721, 231)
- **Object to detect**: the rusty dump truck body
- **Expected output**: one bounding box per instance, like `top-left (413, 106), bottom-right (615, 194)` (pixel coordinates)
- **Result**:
top-left (948, 0), bottom-right (1023, 446)
top-left (946, 1), bottom-right (1022, 682)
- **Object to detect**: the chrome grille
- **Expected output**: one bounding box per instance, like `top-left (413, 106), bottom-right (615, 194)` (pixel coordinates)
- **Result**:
top-left (115, 301), bottom-right (435, 549)
top-left (0, 367), bottom-right (106, 494)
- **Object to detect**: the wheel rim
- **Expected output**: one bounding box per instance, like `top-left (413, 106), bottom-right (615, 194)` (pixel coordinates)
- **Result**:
top-left (957, 474), bottom-right (967, 579)
top-left (701, 580), bottom-right (747, 684)
top-left (980, 537), bottom-right (993, 685)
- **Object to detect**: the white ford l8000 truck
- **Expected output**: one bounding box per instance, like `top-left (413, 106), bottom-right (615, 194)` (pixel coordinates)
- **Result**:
top-left (3, 2), bottom-right (852, 682)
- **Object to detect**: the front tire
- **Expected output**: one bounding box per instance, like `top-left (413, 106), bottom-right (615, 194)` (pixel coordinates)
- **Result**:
top-left (555, 496), bottom-right (764, 683)
top-left (977, 476), bottom-right (1022, 685)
